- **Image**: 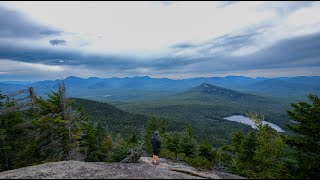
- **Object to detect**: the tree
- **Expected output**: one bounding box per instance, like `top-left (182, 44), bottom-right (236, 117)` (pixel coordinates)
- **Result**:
top-left (198, 140), bottom-right (215, 162)
top-left (168, 132), bottom-right (181, 159)
top-left (24, 81), bottom-right (89, 163)
top-left (186, 124), bottom-right (194, 138)
top-left (77, 105), bottom-right (98, 161)
top-left (144, 116), bottom-right (167, 154)
top-left (230, 131), bottom-right (257, 177)
top-left (250, 113), bottom-right (289, 179)
top-left (286, 94), bottom-right (320, 178)
top-left (229, 113), bottom-right (289, 178)
top-left (179, 129), bottom-right (197, 157)
top-left (0, 92), bottom-right (25, 171)
top-left (110, 134), bottom-right (129, 162)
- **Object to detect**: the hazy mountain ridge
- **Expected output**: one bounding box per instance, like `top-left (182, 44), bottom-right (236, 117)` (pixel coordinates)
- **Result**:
top-left (1, 75), bottom-right (319, 102)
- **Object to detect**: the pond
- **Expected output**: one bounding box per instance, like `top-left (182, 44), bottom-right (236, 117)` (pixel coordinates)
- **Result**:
top-left (223, 115), bottom-right (285, 132)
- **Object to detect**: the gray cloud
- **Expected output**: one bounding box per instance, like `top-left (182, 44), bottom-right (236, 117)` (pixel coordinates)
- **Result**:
top-left (186, 32), bottom-right (320, 73)
top-left (0, 26), bottom-right (320, 80)
top-left (172, 24), bottom-right (272, 58)
top-left (171, 43), bottom-right (195, 49)
top-left (0, 6), bottom-right (60, 39)
top-left (49, 39), bottom-right (66, 46)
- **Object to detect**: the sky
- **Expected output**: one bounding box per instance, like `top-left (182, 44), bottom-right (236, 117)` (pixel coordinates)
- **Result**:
top-left (0, 1), bottom-right (320, 81)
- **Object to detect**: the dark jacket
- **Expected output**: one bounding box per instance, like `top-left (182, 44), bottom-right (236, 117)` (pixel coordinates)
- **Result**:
top-left (151, 135), bottom-right (161, 153)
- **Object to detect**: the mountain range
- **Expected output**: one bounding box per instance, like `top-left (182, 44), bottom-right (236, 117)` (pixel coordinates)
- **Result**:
top-left (1, 75), bottom-right (319, 102)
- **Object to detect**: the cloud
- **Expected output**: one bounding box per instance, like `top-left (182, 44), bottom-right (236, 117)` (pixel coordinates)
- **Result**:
top-left (181, 32), bottom-right (320, 74)
top-left (0, 1), bottom-right (320, 80)
top-left (0, 6), bottom-right (60, 39)
top-left (1, 1), bottom-right (276, 54)
top-left (1, 31), bottom-right (320, 80)
top-left (0, 59), bottom-right (64, 80)
top-left (171, 43), bottom-right (195, 49)
top-left (49, 39), bottom-right (66, 46)
top-left (170, 24), bottom-right (269, 58)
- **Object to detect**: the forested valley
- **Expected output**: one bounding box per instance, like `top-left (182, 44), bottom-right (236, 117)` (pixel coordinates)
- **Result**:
top-left (0, 81), bottom-right (319, 179)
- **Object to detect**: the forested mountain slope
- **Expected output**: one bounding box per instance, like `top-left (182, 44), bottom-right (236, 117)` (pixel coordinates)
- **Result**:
top-left (72, 98), bottom-right (149, 137)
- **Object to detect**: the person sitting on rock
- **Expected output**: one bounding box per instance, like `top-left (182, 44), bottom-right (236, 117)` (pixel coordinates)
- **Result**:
top-left (151, 131), bottom-right (161, 164)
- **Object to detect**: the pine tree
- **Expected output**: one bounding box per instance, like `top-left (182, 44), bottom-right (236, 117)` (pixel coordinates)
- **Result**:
top-left (77, 105), bottom-right (98, 161)
top-left (179, 130), bottom-right (197, 157)
top-left (250, 113), bottom-right (289, 178)
top-left (198, 140), bottom-right (215, 162)
top-left (229, 113), bottom-right (289, 178)
top-left (286, 94), bottom-right (320, 178)
top-left (110, 133), bottom-right (129, 162)
top-left (231, 131), bottom-right (257, 177)
top-left (24, 81), bottom-right (89, 163)
top-left (0, 92), bottom-right (25, 171)
top-left (168, 132), bottom-right (181, 159)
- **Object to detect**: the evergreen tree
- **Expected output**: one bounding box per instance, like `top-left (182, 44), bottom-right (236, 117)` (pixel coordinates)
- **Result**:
top-left (231, 131), bottom-right (244, 150)
top-left (110, 133), bottom-right (129, 162)
top-left (77, 105), bottom-right (98, 161)
top-left (23, 81), bottom-right (89, 163)
top-left (179, 130), bottom-right (197, 157)
top-left (250, 113), bottom-right (289, 179)
top-left (230, 131), bottom-right (257, 177)
top-left (286, 94), bottom-right (320, 178)
top-left (0, 92), bottom-right (25, 171)
top-left (96, 122), bottom-right (106, 150)
top-left (229, 113), bottom-right (289, 178)
top-left (198, 139), bottom-right (215, 162)
top-left (168, 132), bottom-right (181, 159)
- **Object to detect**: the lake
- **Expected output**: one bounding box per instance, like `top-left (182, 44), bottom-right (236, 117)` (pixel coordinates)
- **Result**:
top-left (223, 115), bottom-right (285, 132)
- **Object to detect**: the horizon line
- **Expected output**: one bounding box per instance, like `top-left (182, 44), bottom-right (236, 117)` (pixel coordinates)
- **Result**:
top-left (2, 75), bottom-right (320, 83)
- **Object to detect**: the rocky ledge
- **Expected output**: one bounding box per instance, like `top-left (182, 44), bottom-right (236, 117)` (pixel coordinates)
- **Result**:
top-left (0, 157), bottom-right (245, 179)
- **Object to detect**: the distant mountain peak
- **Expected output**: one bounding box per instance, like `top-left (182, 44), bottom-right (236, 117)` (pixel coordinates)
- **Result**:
top-left (65, 76), bottom-right (83, 80)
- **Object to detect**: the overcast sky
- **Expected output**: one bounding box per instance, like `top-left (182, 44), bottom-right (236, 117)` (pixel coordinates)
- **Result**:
top-left (0, 1), bottom-right (320, 81)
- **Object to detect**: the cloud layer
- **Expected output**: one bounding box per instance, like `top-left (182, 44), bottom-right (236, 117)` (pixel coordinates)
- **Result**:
top-left (0, 6), bottom-right (59, 39)
top-left (0, 1), bottom-right (320, 80)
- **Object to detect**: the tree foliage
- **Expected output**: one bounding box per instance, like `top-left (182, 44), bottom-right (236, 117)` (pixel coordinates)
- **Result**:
top-left (286, 94), bottom-right (320, 178)
top-left (0, 92), bottom-right (25, 171)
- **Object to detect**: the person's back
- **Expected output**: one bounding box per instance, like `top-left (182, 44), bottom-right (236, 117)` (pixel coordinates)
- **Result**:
top-left (151, 131), bottom-right (161, 164)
